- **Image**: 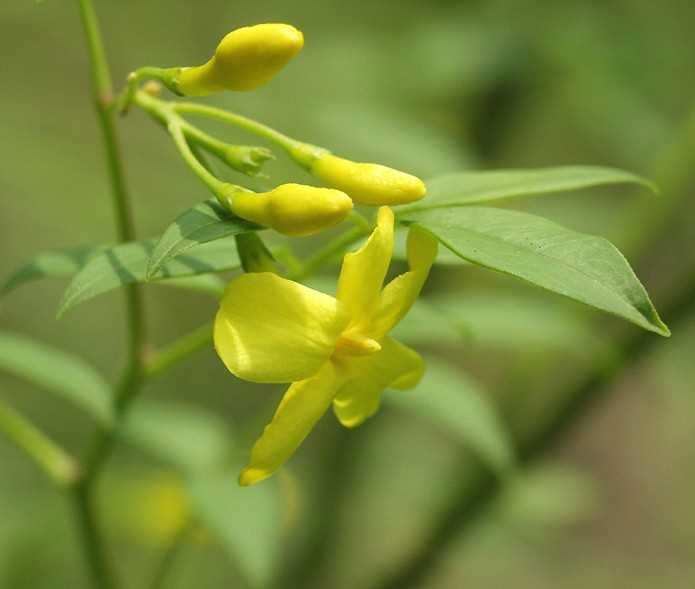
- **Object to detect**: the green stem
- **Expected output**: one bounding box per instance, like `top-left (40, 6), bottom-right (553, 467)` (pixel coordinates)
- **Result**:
top-left (173, 101), bottom-right (301, 154)
top-left (168, 121), bottom-right (228, 194)
top-left (144, 322), bottom-right (214, 380)
top-left (74, 1), bottom-right (146, 588)
top-left (117, 66), bottom-right (179, 113)
top-left (73, 481), bottom-right (117, 589)
top-left (289, 225), bottom-right (370, 282)
top-left (0, 399), bottom-right (79, 486)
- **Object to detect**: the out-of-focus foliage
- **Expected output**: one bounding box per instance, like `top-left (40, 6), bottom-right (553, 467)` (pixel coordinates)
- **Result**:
top-left (1, 0), bottom-right (694, 588)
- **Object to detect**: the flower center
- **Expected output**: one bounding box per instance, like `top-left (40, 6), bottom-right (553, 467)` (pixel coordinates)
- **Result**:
top-left (334, 330), bottom-right (381, 357)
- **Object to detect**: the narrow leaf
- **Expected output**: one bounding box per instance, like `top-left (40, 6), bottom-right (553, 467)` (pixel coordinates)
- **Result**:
top-left (2, 244), bottom-right (104, 295)
top-left (189, 472), bottom-right (280, 589)
top-left (0, 331), bottom-right (112, 424)
top-left (387, 358), bottom-right (514, 473)
top-left (404, 166), bottom-right (655, 211)
top-left (400, 207), bottom-right (669, 336)
top-left (147, 199), bottom-right (257, 280)
top-left (122, 400), bottom-right (233, 473)
top-left (59, 237), bottom-right (240, 315)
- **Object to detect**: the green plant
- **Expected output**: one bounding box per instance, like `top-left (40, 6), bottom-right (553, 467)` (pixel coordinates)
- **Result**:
top-left (0, 3), bottom-right (676, 589)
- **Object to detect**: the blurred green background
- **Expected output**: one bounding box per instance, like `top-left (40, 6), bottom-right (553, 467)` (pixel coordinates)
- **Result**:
top-left (1, 0), bottom-right (694, 588)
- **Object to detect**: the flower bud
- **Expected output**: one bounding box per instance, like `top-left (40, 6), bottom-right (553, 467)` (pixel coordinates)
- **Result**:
top-left (226, 184), bottom-right (353, 236)
top-left (309, 154), bottom-right (426, 206)
top-left (177, 24), bottom-right (304, 96)
top-left (222, 146), bottom-right (274, 177)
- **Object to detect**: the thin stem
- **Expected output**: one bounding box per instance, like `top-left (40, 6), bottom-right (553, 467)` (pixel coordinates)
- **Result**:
top-left (134, 91), bottom-right (227, 157)
top-left (169, 122), bottom-right (228, 194)
top-left (173, 102), bottom-right (300, 154)
top-left (289, 225), bottom-right (370, 282)
top-left (0, 399), bottom-right (79, 486)
top-left (73, 482), bottom-right (117, 589)
top-left (74, 1), bottom-right (146, 588)
top-left (116, 66), bottom-right (179, 113)
top-left (144, 322), bottom-right (214, 380)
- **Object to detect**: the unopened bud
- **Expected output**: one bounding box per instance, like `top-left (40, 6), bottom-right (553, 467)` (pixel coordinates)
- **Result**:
top-left (308, 154), bottom-right (426, 206)
top-left (222, 146), bottom-right (275, 177)
top-left (226, 183), bottom-right (353, 236)
top-left (177, 24), bottom-right (304, 96)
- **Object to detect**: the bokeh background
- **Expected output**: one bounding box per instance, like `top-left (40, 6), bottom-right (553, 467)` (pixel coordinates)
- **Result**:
top-left (1, 1), bottom-right (694, 588)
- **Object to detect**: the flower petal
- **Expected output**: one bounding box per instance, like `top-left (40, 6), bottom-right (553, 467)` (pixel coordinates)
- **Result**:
top-left (239, 362), bottom-right (341, 486)
top-left (332, 337), bottom-right (424, 428)
top-left (214, 273), bottom-right (349, 383)
top-left (336, 206), bottom-right (394, 326)
top-left (368, 227), bottom-right (438, 339)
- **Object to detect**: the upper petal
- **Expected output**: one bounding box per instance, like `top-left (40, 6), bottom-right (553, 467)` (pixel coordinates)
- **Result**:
top-left (336, 206), bottom-right (394, 326)
top-left (332, 336), bottom-right (425, 428)
top-left (214, 272), bottom-right (350, 383)
top-left (368, 227), bottom-right (438, 339)
top-left (239, 362), bottom-right (343, 486)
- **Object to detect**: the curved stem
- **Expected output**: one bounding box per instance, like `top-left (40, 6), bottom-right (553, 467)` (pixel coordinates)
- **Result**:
top-left (144, 322), bottom-right (214, 380)
top-left (168, 122), bottom-right (228, 194)
top-left (289, 225), bottom-right (370, 282)
top-left (74, 1), bottom-right (146, 588)
top-left (173, 101), bottom-right (301, 154)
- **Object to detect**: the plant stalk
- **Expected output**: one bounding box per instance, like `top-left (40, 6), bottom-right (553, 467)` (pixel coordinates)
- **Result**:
top-left (74, 1), bottom-right (147, 588)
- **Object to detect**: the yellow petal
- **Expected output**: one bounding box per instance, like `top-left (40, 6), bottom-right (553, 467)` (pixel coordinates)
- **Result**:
top-left (336, 206), bottom-right (394, 326)
top-left (368, 227), bottom-right (438, 339)
top-left (177, 24), bottom-right (304, 95)
top-left (239, 362), bottom-right (341, 486)
top-left (229, 184), bottom-right (353, 236)
top-left (214, 273), bottom-right (349, 383)
top-left (333, 337), bottom-right (424, 428)
top-left (310, 154), bottom-right (426, 206)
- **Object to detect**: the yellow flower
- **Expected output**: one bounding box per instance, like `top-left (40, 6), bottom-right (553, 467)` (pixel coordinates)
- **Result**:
top-left (213, 207), bottom-right (438, 485)
top-left (177, 24), bottom-right (304, 96)
top-left (220, 183), bottom-right (353, 236)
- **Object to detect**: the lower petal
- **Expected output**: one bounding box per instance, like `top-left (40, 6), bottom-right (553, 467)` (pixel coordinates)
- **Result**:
top-left (333, 337), bottom-right (424, 428)
top-left (239, 362), bottom-right (342, 486)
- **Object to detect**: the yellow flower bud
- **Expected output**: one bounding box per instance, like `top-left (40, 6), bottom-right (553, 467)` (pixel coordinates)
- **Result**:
top-left (177, 24), bottom-right (304, 96)
top-left (228, 184), bottom-right (353, 236)
top-left (309, 154), bottom-right (426, 206)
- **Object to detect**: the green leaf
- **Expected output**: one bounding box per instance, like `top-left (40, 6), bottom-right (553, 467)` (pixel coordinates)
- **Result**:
top-left (0, 331), bottom-right (112, 425)
top-left (189, 471), bottom-right (280, 589)
top-left (146, 199), bottom-right (257, 280)
top-left (122, 400), bottom-right (233, 473)
top-left (387, 358), bottom-right (514, 474)
top-left (400, 207), bottom-right (669, 336)
top-left (404, 166), bottom-right (655, 211)
top-left (2, 244), bottom-right (104, 295)
top-left (59, 237), bottom-right (240, 316)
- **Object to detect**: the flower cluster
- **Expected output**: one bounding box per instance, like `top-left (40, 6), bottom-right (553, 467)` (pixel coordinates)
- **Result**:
top-left (126, 23), bottom-right (437, 485)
